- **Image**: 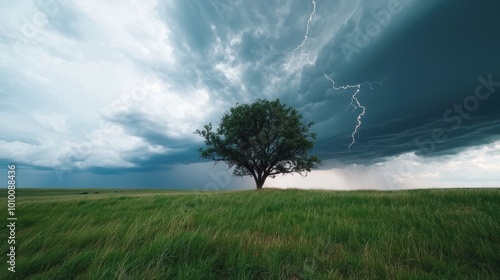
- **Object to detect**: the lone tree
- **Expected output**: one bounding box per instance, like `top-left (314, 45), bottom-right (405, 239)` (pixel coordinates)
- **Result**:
top-left (195, 99), bottom-right (320, 189)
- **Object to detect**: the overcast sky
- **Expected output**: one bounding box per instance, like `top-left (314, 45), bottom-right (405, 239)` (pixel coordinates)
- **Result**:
top-left (1, 0), bottom-right (499, 190)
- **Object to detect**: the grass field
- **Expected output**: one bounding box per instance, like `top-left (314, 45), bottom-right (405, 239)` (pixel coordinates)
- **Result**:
top-left (1, 188), bottom-right (499, 279)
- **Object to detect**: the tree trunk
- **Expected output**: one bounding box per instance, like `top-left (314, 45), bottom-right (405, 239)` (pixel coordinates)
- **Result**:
top-left (255, 177), bottom-right (266, 190)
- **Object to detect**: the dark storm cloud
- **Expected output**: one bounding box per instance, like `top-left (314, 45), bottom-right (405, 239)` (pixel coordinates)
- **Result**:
top-left (0, 163), bottom-right (252, 190)
top-left (287, 0), bottom-right (500, 164)
top-left (140, 0), bottom-right (500, 168)
top-left (106, 112), bottom-right (188, 148)
top-left (2, 0), bottom-right (499, 188)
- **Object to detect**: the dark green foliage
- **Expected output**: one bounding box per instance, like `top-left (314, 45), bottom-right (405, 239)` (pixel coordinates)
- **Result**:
top-left (195, 99), bottom-right (321, 189)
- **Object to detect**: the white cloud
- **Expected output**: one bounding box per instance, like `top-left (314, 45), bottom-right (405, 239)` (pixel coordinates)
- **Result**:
top-left (33, 112), bottom-right (69, 133)
top-left (0, 0), bottom-right (187, 170)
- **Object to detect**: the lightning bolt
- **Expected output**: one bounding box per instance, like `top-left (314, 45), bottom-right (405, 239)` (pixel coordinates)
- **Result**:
top-left (287, 0), bottom-right (316, 67)
top-left (324, 74), bottom-right (388, 152)
top-left (286, 1), bottom-right (388, 152)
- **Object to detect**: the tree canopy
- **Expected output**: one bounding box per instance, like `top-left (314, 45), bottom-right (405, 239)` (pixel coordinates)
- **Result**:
top-left (195, 99), bottom-right (320, 189)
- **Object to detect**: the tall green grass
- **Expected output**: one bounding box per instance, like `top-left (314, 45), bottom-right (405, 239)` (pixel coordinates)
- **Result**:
top-left (1, 188), bottom-right (499, 279)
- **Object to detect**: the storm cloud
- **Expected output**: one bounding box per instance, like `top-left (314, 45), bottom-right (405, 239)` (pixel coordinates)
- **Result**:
top-left (1, 0), bottom-right (499, 189)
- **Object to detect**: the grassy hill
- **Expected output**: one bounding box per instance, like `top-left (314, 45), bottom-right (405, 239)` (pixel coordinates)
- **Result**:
top-left (1, 188), bottom-right (499, 279)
